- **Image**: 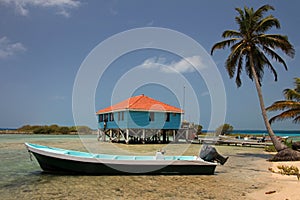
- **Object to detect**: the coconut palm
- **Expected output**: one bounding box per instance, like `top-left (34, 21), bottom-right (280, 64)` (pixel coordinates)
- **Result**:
top-left (211, 4), bottom-right (295, 152)
top-left (267, 78), bottom-right (300, 123)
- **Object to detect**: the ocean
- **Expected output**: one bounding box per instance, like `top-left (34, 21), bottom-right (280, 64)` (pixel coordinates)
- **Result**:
top-left (203, 130), bottom-right (300, 137)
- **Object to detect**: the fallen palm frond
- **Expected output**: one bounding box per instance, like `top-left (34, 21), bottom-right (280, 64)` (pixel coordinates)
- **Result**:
top-left (268, 165), bottom-right (300, 180)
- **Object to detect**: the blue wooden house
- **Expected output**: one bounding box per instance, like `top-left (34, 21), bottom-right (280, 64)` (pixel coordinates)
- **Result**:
top-left (96, 95), bottom-right (184, 143)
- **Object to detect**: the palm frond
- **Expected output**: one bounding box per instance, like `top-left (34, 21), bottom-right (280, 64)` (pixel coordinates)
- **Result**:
top-left (257, 34), bottom-right (295, 58)
top-left (211, 38), bottom-right (239, 55)
top-left (261, 46), bottom-right (288, 70)
top-left (282, 78), bottom-right (300, 101)
top-left (222, 30), bottom-right (242, 38)
top-left (224, 42), bottom-right (246, 86)
top-left (235, 55), bottom-right (244, 87)
top-left (284, 89), bottom-right (300, 101)
top-left (269, 109), bottom-right (300, 124)
top-left (259, 50), bottom-right (278, 82)
top-left (235, 7), bottom-right (245, 25)
top-left (294, 78), bottom-right (300, 90)
top-left (266, 101), bottom-right (300, 111)
top-left (253, 5), bottom-right (275, 21)
top-left (245, 55), bottom-right (253, 81)
top-left (255, 15), bottom-right (280, 33)
top-left (251, 48), bottom-right (265, 85)
top-left (292, 115), bottom-right (300, 123)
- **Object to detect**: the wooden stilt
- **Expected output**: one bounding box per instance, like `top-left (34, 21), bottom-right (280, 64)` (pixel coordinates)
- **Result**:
top-left (109, 129), bottom-right (113, 142)
top-left (126, 129), bottom-right (129, 144)
top-left (117, 130), bottom-right (121, 142)
top-left (142, 129), bottom-right (146, 144)
top-left (173, 130), bottom-right (176, 142)
top-left (162, 130), bottom-right (166, 143)
top-left (185, 129), bottom-right (189, 142)
top-left (103, 130), bottom-right (106, 142)
top-left (167, 130), bottom-right (170, 143)
top-left (119, 129), bottom-right (125, 142)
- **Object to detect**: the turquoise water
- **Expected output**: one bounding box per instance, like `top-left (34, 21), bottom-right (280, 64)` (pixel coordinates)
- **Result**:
top-left (203, 130), bottom-right (300, 137)
top-left (0, 134), bottom-right (86, 199)
top-left (232, 130), bottom-right (300, 137)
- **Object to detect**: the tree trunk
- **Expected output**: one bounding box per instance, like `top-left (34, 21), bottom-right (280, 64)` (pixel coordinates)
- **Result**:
top-left (249, 53), bottom-right (287, 152)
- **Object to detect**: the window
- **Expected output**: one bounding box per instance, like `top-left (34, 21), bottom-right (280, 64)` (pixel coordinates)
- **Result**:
top-left (104, 114), bottom-right (108, 122)
top-left (165, 113), bottom-right (170, 122)
top-left (99, 114), bottom-right (103, 122)
top-left (109, 113), bottom-right (114, 121)
top-left (149, 112), bottom-right (155, 121)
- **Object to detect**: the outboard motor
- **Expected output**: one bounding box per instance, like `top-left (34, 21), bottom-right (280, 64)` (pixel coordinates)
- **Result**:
top-left (200, 144), bottom-right (228, 165)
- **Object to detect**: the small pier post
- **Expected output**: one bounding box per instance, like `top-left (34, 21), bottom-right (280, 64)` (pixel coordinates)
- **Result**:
top-left (109, 129), bottom-right (113, 141)
top-left (103, 130), bottom-right (106, 142)
top-left (126, 129), bottom-right (129, 144)
top-left (162, 130), bottom-right (167, 143)
top-left (142, 129), bottom-right (146, 144)
top-left (185, 129), bottom-right (189, 142)
top-left (173, 130), bottom-right (176, 142)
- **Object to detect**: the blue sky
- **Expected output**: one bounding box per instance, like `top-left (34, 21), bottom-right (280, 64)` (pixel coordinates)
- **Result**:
top-left (0, 0), bottom-right (299, 130)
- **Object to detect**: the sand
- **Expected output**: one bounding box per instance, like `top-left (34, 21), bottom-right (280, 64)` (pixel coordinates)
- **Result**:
top-left (29, 141), bottom-right (300, 199)
top-left (247, 160), bottom-right (300, 200)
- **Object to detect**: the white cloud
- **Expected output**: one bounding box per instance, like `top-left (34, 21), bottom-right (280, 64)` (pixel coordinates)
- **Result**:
top-left (140, 56), bottom-right (206, 74)
top-left (0, 36), bottom-right (26, 59)
top-left (0, 0), bottom-right (81, 17)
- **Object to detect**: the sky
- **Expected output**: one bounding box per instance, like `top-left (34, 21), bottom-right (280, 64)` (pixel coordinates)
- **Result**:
top-left (0, 0), bottom-right (300, 130)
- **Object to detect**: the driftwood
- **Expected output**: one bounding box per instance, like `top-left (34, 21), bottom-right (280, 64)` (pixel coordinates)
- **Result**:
top-left (269, 148), bottom-right (300, 161)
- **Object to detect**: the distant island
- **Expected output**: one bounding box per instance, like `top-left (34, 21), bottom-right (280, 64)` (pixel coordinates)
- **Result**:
top-left (0, 124), bottom-right (95, 135)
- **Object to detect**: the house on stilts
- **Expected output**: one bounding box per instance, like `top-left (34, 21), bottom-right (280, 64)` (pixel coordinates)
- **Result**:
top-left (96, 94), bottom-right (189, 144)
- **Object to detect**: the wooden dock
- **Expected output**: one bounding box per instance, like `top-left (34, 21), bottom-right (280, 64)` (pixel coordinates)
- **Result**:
top-left (197, 137), bottom-right (273, 147)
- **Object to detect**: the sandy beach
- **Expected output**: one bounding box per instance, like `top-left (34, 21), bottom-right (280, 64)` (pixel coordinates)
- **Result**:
top-left (247, 160), bottom-right (300, 200)
top-left (1, 134), bottom-right (300, 200)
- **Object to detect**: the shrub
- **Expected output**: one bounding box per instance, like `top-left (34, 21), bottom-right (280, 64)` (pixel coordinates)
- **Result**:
top-left (265, 145), bottom-right (277, 152)
top-left (216, 124), bottom-right (234, 135)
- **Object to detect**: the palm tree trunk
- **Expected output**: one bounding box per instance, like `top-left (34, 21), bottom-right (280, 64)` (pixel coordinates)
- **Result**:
top-left (249, 53), bottom-right (287, 152)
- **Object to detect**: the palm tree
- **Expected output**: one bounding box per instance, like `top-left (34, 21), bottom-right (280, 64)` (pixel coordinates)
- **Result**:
top-left (211, 4), bottom-right (295, 152)
top-left (267, 78), bottom-right (300, 123)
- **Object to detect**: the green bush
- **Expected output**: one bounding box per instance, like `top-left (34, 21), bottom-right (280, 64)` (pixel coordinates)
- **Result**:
top-left (265, 145), bottom-right (277, 152)
top-left (17, 124), bottom-right (92, 134)
top-left (216, 123), bottom-right (234, 135)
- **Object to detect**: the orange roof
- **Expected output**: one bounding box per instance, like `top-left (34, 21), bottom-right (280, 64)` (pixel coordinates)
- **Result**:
top-left (96, 95), bottom-right (184, 114)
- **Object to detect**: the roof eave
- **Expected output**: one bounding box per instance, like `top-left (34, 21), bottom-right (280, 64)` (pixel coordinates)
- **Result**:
top-left (96, 108), bottom-right (184, 114)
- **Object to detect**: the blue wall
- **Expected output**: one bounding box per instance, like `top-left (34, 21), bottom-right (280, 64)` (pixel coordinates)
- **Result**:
top-left (98, 111), bottom-right (181, 130)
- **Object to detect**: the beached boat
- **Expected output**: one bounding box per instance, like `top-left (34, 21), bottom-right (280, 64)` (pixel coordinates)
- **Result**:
top-left (25, 143), bottom-right (217, 175)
